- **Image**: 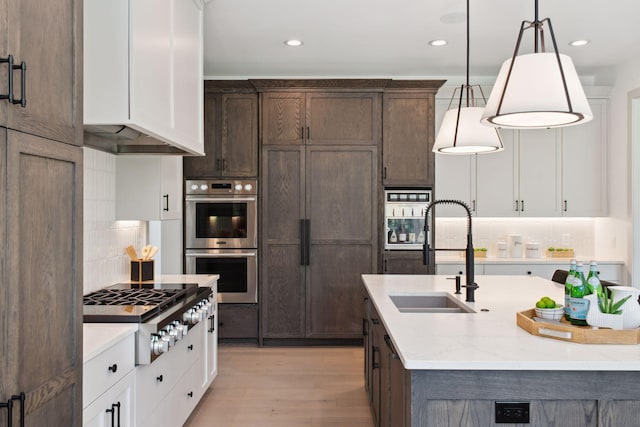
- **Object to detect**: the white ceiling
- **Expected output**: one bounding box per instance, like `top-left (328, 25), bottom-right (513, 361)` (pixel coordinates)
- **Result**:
top-left (203, 0), bottom-right (640, 83)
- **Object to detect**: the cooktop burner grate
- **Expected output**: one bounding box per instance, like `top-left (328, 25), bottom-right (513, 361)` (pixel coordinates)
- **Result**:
top-left (83, 288), bottom-right (184, 306)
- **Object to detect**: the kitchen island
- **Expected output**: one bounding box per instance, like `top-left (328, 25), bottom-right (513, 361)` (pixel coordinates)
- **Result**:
top-left (362, 274), bottom-right (640, 427)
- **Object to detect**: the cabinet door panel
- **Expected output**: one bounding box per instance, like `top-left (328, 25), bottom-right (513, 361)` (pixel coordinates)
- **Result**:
top-left (383, 93), bottom-right (434, 186)
top-left (5, 130), bottom-right (82, 426)
top-left (518, 129), bottom-right (561, 217)
top-left (307, 146), bottom-right (375, 241)
top-left (184, 94), bottom-right (218, 178)
top-left (261, 146), bottom-right (306, 338)
top-left (306, 244), bottom-right (373, 338)
top-left (307, 93), bottom-right (381, 145)
top-left (475, 131), bottom-right (517, 217)
top-left (262, 92), bottom-right (305, 145)
top-left (221, 94), bottom-right (258, 177)
top-left (7, 0), bottom-right (82, 145)
top-left (562, 99), bottom-right (607, 216)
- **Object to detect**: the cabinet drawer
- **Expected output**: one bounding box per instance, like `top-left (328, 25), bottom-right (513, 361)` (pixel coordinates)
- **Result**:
top-left (483, 264), bottom-right (557, 278)
top-left (83, 333), bottom-right (135, 407)
top-left (136, 322), bottom-right (203, 420)
top-left (218, 303), bottom-right (258, 338)
top-left (436, 263), bottom-right (484, 276)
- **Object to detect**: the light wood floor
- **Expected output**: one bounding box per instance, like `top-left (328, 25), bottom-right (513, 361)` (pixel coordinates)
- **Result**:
top-left (184, 344), bottom-right (374, 427)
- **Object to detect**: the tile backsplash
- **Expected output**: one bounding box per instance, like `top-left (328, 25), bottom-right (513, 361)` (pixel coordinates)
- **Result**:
top-left (435, 217), bottom-right (595, 257)
top-left (83, 147), bottom-right (147, 294)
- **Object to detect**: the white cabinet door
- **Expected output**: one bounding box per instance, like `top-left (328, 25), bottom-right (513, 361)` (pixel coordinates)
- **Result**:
top-left (83, 371), bottom-right (135, 427)
top-left (130, 0), bottom-right (172, 137)
top-left (201, 299), bottom-right (218, 394)
top-left (475, 131), bottom-right (517, 217)
top-left (117, 156), bottom-right (183, 221)
top-left (518, 129), bottom-right (562, 217)
top-left (434, 99), bottom-right (475, 217)
top-left (172, 0), bottom-right (204, 152)
top-left (561, 99), bottom-right (608, 217)
top-left (435, 263), bottom-right (484, 276)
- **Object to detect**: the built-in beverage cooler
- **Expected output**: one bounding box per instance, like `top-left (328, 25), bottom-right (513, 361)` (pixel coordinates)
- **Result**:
top-left (384, 189), bottom-right (432, 251)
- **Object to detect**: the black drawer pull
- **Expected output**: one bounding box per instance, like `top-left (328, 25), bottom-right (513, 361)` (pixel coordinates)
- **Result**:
top-left (156, 374), bottom-right (163, 382)
top-left (108, 363), bottom-right (118, 373)
top-left (0, 54), bottom-right (13, 102)
top-left (188, 344), bottom-right (194, 350)
top-left (187, 391), bottom-right (193, 398)
top-left (11, 61), bottom-right (26, 107)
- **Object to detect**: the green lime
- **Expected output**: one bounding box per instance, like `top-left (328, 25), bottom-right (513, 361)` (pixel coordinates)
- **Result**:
top-left (545, 299), bottom-right (556, 308)
top-left (536, 300), bottom-right (547, 308)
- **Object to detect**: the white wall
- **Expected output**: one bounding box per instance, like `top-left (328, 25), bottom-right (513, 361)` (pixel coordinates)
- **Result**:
top-left (595, 56), bottom-right (640, 284)
top-left (83, 147), bottom-right (147, 294)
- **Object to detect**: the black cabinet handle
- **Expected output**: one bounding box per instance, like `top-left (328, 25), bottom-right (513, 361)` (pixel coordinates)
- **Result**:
top-left (384, 335), bottom-right (400, 360)
top-left (163, 194), bottom-right (169, 211)
top-left (515, 200), bottom-right (519, 212)
top-left (372, 346), bottom-right (380, 369)
top-left (188, 344), bottom-right (194, 350)
top-left (383, 166), bottom-right (387, 180)
top-left (11, 393), bottom-right (24, 427)
top-left (372, 318), bottom-right (380, 325)
top-left (300, 219), bottom-right (306, 266)
top-left (222, 158), bottom-right (227, 172)
top-left (300, 127), bottom-right (304, 140)
top-left (208, 314), bottom-right (215, 333)
top-left (156, 374), bottom-right (164, 382)
top-left (383, 259), bottom-right (387, 273)
top-left (305, 219), bottom-right (311, 266)
top-left (11, 61), bottom-right (25, 107)
top-left (0, 54), bottom-right (14, 103)
top-left (187, 391), bottom-right (194, 398)
top-left (564, 200), bottom-right (568, 212)
top-left (527, 271), bottom-right (532, 275)
top-left (362, 318), bottom-right (368, 336)
top-left (521, 200), bottom-right (525, 212)
top-left (472, 199), bottom-right (476, 212)
top-left (108, 363), bottom-right (118, 373)
top-left (0, 399), bottom-right (11, 427)
top-left (114, 402), bottom-right (121, 427)
top-left (306, 126), bottom-right (310, 139)
top-left (216, 158), bottom-right (221, 172)
top-left (106, 404), bottom-right (115, 427)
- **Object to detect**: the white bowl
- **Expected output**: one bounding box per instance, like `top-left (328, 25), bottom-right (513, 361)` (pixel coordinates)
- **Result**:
top-left (535, 306), bottom-right (564, 320)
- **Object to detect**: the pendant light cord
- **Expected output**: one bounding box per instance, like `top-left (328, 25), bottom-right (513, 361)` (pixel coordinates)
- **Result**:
top-left (534, 0), bottom-right (539, 53)
top-left (465, 0), bottom-right (470, 107)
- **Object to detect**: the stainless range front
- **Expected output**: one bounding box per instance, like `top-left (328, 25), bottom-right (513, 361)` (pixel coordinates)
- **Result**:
top-left (83, 283), bottom-right (214, 364)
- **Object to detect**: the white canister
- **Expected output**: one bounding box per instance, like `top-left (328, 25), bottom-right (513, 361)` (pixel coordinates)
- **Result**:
top-left (507, 234), bottom-right (523, 258)
top-left (496, 241), bottom-right (508, 258)
top-left (525, 242), bottom-right (541, 258)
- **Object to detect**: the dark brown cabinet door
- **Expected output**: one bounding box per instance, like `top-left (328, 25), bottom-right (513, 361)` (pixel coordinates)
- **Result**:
top-left (382, 251), bottom-right (433, 274)
top-left (4, 130), bottom-right (82, 426)
top-left (184, 92), bottom-right (258, 178)
top-left (1, 0), bottom-right (82, 146)
top-left (261, 145), bottom-right (306, 338)
top-left (306, 92), bottom-right (381, 146)
top-left (305, 146), bottom-right (377, 338)
top-left (383, 93), bottom-right (435, 187)
top-left (261, 92), bottom-right (305, 146)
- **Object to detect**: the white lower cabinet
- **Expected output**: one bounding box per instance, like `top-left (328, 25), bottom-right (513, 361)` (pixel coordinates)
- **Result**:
top-left (201, 299), bottom-right (218, 394)
top-left (437, 262), bottom-right (622, 282)
top-left (83, 333), bottom-right (136, 427)
top-left (136, 322), bottom-right (204, 427)
top-left (84, 371), bottom-right (135, 427)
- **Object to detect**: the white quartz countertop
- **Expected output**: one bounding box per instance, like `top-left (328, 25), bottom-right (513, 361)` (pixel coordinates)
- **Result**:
top-left (83, 274), bottom-right (219, 361)
top-left (362, 274), bottom-right (640, 371)
top-left (436, 255), bottom-right (623, 264)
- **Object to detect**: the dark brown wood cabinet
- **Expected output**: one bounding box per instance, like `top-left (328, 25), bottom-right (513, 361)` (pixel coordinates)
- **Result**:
top-left (0, 0), bottom-right (83, 146)
top-left (382, 251), bottom-right (432, 274)
top-left (218, 304), bottom-right (258, 339)
top-left (260, 88), bottom-right (382, 146)
top-left (382, 84), bottom-right (442, 187)
top-left (0, 0), bottom-right (83, 424)
top-left (184, 82), bottom-right (258, 178)
top-left (261, 143), bottom-right (378, 340)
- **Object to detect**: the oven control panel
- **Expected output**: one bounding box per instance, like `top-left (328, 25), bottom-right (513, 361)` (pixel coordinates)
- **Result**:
top-left (186, 179), bottom-right (258, 196)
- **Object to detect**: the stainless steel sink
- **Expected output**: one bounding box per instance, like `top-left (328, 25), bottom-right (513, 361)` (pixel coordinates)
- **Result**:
top-left (389, 293), bottom-right (475, 314)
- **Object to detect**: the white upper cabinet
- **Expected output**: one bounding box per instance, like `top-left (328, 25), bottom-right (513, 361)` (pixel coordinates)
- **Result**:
top-left (435, 95), bottom-right (607, 218)
top-left (84, 0), bottom-right (204, 155)
top-left (561, 99), bottom-right (608, 217)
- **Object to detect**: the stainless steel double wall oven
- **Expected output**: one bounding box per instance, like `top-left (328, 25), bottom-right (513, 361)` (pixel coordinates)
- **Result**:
top-left (185, 179), bottom-right (258, 303)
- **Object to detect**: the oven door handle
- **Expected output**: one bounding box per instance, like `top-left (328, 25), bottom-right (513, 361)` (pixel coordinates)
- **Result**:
top-left (185, 252), bottom-right (256, 258)
top-left (185, 197), bottom-right (257, 203)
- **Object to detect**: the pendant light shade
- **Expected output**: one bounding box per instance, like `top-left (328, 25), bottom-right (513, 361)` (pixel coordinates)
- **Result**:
top-left (433, 0), bottom-right (504, 154)
top-left (481, 1), bottom-right (592, 129)
top-left (434, 106), bottom-right (503, 154)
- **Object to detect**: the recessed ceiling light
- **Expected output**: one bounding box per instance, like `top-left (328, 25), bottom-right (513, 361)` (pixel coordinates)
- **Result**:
top-left (569, 40), bottom-right (589, 47)
top-left (429, 40), bottom-right (448, 47)
top-left (284, 39), bottom-right (303, 47)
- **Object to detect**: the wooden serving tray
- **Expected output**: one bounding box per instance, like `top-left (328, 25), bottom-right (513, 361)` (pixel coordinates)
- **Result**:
top-left (546, 250), bottom-right (575, 258)
top-left (516, 309), bottom-right (640, 344)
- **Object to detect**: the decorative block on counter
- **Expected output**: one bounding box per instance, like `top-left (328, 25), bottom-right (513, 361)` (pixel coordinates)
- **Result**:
top-left (131, 260), bottom-right (154, 282)
top-left (546, 249), bottom-right (575, 258)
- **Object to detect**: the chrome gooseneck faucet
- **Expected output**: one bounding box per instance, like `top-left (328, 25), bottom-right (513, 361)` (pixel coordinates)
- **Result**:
top-left (422, 200), bottom-right (479, 302)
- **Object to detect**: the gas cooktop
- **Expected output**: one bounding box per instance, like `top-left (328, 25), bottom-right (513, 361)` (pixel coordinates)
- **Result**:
top-left (83, 282), bottom-right (206, 323)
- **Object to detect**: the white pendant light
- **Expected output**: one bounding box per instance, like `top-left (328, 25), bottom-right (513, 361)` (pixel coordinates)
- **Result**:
top-left (481, 0), bottom-right (592, 129)
top-left (433, 0), bottom-right (503, 155)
